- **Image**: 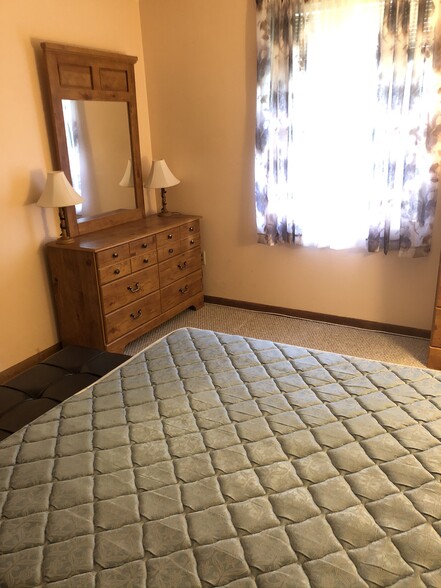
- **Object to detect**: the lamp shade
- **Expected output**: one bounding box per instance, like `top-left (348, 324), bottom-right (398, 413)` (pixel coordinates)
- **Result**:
top-left (145, 160), bottom-right (180, 189)
top-left (36, 171), bottom-right (83, 208)
top-left (119, 159), bottom-right (134, 188)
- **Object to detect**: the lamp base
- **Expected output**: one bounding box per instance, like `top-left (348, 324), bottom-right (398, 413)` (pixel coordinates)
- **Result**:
top-left (158, 211), bottom-right (183, 217)
top-left (56, 236), bottom-right (76, 244)
top-left (57, 207), bottom-right (75, 242)
top-left (158, 187), bottom-right (183, 218)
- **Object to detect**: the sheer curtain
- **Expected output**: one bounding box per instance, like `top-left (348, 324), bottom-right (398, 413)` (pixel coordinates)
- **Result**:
top-left (255, 0), bottom-right (440, 255)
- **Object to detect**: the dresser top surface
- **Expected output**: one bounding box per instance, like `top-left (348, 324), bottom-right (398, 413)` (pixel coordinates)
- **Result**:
top-left (47, 214), bottom-right (201, 252)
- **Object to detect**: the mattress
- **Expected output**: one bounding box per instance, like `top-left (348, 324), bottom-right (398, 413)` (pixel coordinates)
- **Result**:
top-left (1, 327), bottom-right (441, 588)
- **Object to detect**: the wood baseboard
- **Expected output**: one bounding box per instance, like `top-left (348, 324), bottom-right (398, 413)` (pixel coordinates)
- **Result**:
top-left (1, 298), bottom-right (429, 385)
top-left (204, 296), bottom-right (431, 340)
top-left (0, 344), bottom-right (61, 385)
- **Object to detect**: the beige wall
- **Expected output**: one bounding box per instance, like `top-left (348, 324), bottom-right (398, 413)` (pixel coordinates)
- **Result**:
top-left (0, 0), bottom-right (152, 371)
top-left (140, 0), bottom-right (441, 332)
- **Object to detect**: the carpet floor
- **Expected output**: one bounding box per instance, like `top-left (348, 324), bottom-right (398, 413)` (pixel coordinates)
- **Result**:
top-left (124, 303), bottom-right (431, 369)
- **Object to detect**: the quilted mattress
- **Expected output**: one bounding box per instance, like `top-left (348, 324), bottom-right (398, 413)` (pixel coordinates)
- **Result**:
top-left (1, 328), bottom-right (441, 587)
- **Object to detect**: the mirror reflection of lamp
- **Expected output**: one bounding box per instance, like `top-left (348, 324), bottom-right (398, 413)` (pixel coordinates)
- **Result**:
top-left (119, 159), bottom-right (134, 188)
top-left (36, 171), bottom-right (83, 241)
top-left (145, 160), bottom-right (180, 217)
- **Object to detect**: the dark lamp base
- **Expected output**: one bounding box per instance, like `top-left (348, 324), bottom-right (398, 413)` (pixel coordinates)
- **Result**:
top-left (158, 211), bottom-right (182, 217)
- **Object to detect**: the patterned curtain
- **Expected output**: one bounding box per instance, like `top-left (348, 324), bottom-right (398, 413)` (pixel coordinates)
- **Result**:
top-left (368, 0), bottom-right (440, 255)
top-left (255, 0), bottom-right (441, 255)
top-left (255, 0), bottom-right (306, 246)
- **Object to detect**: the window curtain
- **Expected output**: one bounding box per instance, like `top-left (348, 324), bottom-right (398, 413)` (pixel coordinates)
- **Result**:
top-left (255, 0), bottom-right (441, 256)
top-left (368, 0), bottom-right (440, 255)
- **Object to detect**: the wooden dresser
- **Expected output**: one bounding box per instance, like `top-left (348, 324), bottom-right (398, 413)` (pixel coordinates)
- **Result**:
top-left (46, 215), bottom-right (204, 353)
top-left (428, 261), bottom-right (441, 369)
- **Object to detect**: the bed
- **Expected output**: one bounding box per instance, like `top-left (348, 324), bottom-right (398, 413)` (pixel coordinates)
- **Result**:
top-left (1, 327), bottom-right (441, 587)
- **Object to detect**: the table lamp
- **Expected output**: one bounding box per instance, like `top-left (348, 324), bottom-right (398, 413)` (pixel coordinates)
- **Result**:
top-left (36, 171), bottom-right (83, 241)
top-left (145, 159), bottom-right (180, 216)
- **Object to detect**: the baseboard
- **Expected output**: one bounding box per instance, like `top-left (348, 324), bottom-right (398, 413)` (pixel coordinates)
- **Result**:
top-left (204, 296), bottom-right (431, 340)
top-left (0, 344), bottom-right (61, 385)
top-left (0, 300), bottom-right (429, 384)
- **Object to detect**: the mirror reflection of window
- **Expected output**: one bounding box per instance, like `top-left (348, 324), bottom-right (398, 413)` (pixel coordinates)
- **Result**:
top-left (62, 100), bottom-right (83, 215)
top-left (61, 100), bottom-right (135, 219)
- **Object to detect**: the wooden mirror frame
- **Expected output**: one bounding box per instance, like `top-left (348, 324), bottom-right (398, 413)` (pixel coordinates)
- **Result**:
top-left (41, 42), bottom-right (146, 238)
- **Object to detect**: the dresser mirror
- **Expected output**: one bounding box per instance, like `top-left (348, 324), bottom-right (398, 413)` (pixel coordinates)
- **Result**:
top-left (61, 99), bottom-right (135, 217)
top-left (41, 42), bottom-right (145, 238)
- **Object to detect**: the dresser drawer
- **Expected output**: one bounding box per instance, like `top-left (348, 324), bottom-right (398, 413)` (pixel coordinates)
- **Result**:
top-left (99, 259), bottom-right (131, 285)
top-left (181, 232), bottom-right (200, 252)
top-left (104, 291), bottom-right (161, 343)
top-left (156, 227), bottom-right (181, 248)
top-left (159, 248), bottom-right (201, 288)
top-left (131, 250), bottom-right (158, 273)
top-left (157, 241), bottom-right (182, 263)
top-left (101, 266), bottom-right (159, 314)
top-left (161, 270), bottom-right (203, 312)
top-left (180, 220), bottom-right (199, 239)
top-left (129, 235), bottom-right (156, 255)
top-left (96, 244), bottom-right (130, 268)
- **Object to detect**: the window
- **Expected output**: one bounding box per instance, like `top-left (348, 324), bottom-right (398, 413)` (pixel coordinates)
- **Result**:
top-left (255, 0), bottom-right (441, 256)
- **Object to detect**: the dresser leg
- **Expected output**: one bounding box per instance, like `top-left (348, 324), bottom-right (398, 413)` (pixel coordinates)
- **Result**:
top-left (189, 294), bottom-right (204, 311)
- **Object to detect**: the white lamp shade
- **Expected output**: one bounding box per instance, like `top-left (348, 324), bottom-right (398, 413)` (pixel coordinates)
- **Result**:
top-left (37, 171), bottom-right (83, 208)
top-left (145, 160), bottom-right (180, 189)
top-left (119, 159), bottom-right (134, 187)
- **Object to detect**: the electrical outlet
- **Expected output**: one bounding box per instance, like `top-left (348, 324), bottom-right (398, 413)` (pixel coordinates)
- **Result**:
top-left (201, 251), bottom-right (206, 266)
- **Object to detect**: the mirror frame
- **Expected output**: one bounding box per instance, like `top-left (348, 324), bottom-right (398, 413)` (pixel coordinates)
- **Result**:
top-left (41, 42), bottom-right (145, 237)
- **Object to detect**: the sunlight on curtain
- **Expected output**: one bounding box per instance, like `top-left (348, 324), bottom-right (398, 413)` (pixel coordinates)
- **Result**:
top-left (255, 0), bottom-right (441, 255)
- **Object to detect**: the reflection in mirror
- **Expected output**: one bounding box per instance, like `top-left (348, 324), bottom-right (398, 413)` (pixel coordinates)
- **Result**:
top-left (62, 100), bottom-right (135, 219)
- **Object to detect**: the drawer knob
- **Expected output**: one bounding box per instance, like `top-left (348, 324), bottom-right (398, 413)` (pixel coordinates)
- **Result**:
top-left (143, 258), bottom-right (149, 264)
top-left (179, 285), bottom-right (189, 294)
top-left (142, 243), bottom-right (148, 249)
top-left (167, 234), bottom-right (173, 239)
top-left (127, 282), bottom-right (140, 293)
top-left (112, 252), bottom-right (119, 258)
top-left (130, 309), bottom-right (142, 320)
top-left (178, 261), bottom-right (187, 270)
top-left (168, 248), bottom-right (174, 254)
top-left (189, 226), bottom-right (194, 232)
top-left (114, 269), bottom-right (121, 275)
top-left (190, 239), bottom-right (195, 245)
